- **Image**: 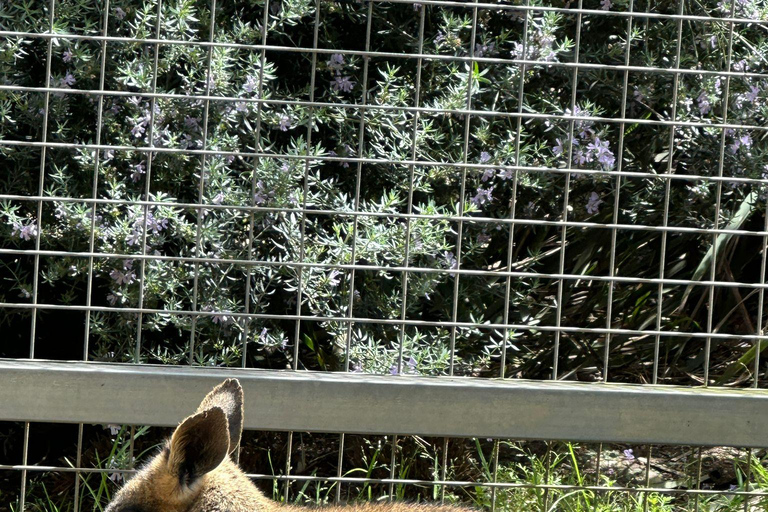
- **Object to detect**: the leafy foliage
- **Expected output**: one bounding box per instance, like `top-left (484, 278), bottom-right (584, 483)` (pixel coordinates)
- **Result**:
top-left (2, 0), bottom-right (768, 382)
top-left (1, 0), bottom-right (768, 506)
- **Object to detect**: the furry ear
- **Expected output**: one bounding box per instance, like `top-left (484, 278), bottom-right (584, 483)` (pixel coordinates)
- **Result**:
top-left (168, 407), bottom-right (230, 488)
top-left (196, 378), bottom-right (244, 455)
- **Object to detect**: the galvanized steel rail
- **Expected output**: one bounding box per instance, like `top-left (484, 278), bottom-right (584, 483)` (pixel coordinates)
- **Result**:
top-left (2, 358), bottom-right (768, 448)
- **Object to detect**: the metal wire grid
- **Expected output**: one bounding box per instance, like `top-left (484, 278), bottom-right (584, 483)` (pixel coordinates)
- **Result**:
top-left (0, 0), bottom-right (767, 510)
top-left (2, 437), bottom-right (768, 506)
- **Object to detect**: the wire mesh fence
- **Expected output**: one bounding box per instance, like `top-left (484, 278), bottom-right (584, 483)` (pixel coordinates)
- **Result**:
top-left (2, 427), bottom-right (768, 511)
top-left (0, 0), bottom-right (767, 509)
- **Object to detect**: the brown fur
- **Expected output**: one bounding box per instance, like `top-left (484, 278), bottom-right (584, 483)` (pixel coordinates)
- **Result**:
top-left (195, 379), bottom-right (244, 455)
top-left (105, 379), bottom-right (466, 512)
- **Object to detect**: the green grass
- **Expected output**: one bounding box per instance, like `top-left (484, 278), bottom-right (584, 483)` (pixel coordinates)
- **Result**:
top-left (468, 442), bottom-right (768, 512)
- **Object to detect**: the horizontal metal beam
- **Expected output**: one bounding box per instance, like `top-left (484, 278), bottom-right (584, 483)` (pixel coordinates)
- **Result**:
top-left (2, 359), bottom-right (768, 448)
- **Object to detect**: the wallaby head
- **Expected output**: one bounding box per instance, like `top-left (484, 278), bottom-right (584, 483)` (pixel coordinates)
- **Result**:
top-left (104, 378), bottom-right (268, 512)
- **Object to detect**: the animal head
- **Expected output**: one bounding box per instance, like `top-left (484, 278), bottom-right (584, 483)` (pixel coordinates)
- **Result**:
top-left (104, 378), bottom-right (257, 512)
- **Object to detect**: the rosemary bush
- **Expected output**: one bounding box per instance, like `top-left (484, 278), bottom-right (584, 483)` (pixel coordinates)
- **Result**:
top-left (1, 0), bottom-right (767, 378)
top-left (2, 1), bottom-right (768, 510)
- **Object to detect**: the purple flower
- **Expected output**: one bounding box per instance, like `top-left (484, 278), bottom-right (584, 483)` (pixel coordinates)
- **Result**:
top-left (278, 114), bottom-right (291, 131)
top-left (538, 33), bottom-right (557, 62)
top-left (235, 101), bottom-right (248, 112)
top-left (481, 168), bottom-right (495, 182)
top-left (623, 448), bottom-right (635, 461)
top-left (740, 134), bottom-right (752, 148)
top-left (566, 105), bottom-right (583, 117)
top-left (586, 192), bottom-right (603, 215)
top-left (179, 133), bottom-right (195, 149)
top-left (211, 312), bottom-right (230, 325)
top-left (587, 138), bottom-right (615, 169)
top-left (573, 149), bottom-right (591, 165)
top-left (127, 211), bottom-right (168, 243)
top-left (332, 76), bottom-right (355, 93)
top-left (212, 192), bottom-right (225, 205)
top-left (126, 229), bottom-right (142, 246)
top-left (61, 72), bottom-right (76, 87)
top-left (511, 42), bottom-right (525, 60)
top-left (480, 151), bottom-right (491, 163)
top-left (62, 49), bottom-right (73, 63)
top-left (471, 186), bottom-right (494, 207)
top-left (553, 138), bottom-right (564, 156)
top-left (114, 7), bottom-right (126, 20)
top-left (743, 85), bottom-right (760, 104)
top-left (733, 59), bottom-right (749, 72)
top-left (243, 75), bottom-right (258, 93)
top-left (731, 133), bottom-right (752, 153)
top-left (579, 127), bottom-right (593, 139)
top-left (328, 53), bottom-right (344, 72)
top-left (130, 161), bottom-right (146, 182)
top-left (442, 251), bottom-right (457, 270)
top-left (714, 78), bottom-right (723, 96)
top-left (697, 92), bottom-right (711, 115)
top-left (475, 42), bottom-right (495, 58)
top-left (11, 221), bottom-right (38, 241)
top-left (388, 357), bottom-right (419, 375)
top-left (328, 269), bottom-right (341, 287)
top-left (184, 116), bottom-right (200, 130)
top-left (254, 180), bottom-right (270, 205)
top-left (598, 151), bottom-right (616, 168)
top-left (498, 168), bottom-right (514, 180)
top-left (201, 304), bottom-right (231, 325)
top-left (109, 268), bottom-right (136, 285)
top-left (567, 106), bottom-right (595, 137)
top-left (477, 233), bottom-right (491, 244)
top-left (131, 123), bottom-right (145, 139)
top-left (600, 0), bottom-right (612, 10)
top-left (146, 214), bottom-right (168, 234)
